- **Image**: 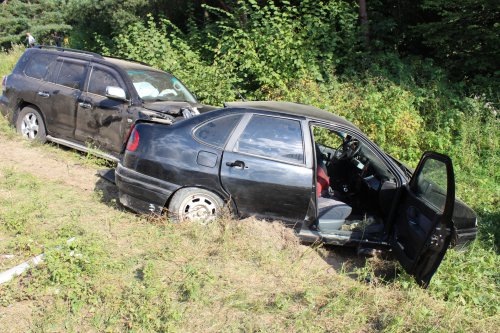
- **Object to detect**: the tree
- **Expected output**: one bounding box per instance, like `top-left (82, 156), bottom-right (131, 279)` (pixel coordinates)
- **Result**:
top-left (357, 0), bottom-right (369, 46)
top-left (0, 0), bottom-right (71, 48)
top-left (414, 0), bottom-right (500, 80)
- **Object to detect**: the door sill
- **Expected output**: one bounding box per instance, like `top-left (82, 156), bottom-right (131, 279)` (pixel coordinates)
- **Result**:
top-left (297, 226), bottom-right (352, 246)
top-left (297, 226), bottom-right (389, 247)
top-left (46, 135), bottom-right (120, 162)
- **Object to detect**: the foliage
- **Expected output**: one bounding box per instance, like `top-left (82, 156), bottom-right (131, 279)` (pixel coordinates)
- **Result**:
top-left (63, 0), bottom-right (148, 50)
top-left (110, 15), bottom-right (239, 105)
top-left (368, 0), bottom-right (500, 100)
top-left (204, 0), bottom-right (359, 91)
top-left (0, 0), bottom-right (71, 48)
top-left (415, 0), bottom-right (500, 82)
top-left (430, 241), bottom-right (500, 316)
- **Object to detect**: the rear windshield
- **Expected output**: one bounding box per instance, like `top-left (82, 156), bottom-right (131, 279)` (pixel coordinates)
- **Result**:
top-left (126, 70), bottom-right (196, 103)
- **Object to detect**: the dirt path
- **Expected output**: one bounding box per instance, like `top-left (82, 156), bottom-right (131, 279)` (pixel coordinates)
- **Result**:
top-left (0, 138), bottom-right (102, 192)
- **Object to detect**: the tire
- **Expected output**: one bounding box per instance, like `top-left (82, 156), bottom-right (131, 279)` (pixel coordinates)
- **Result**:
top-left (168, 187), bottom-right (224, 223)
top-left (15, 106), bottom-right (47, 143)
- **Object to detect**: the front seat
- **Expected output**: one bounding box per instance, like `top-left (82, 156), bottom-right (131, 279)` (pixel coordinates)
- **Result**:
top-left (315, 146), bottom-right (352, 233)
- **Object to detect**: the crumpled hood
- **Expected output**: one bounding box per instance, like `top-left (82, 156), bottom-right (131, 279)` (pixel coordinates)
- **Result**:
top-left (142, 101), bottom-right (197, 116)
top-left (142, 101), bottom-right (218, 116)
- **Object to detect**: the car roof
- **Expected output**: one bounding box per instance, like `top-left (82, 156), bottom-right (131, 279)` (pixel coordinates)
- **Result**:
top-left (29, 47), bottom-right (165, 73)
top-left (103, 57), bottom-right (164, 72)
top-left (224, 101), bottom-right (357, 129)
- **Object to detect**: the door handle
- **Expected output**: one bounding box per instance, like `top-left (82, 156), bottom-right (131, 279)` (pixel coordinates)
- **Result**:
top-left (226, 160), bottom-right (246, 168)
top-left (78, 102), bottom-right (92, 109)
top-left (37, 91), bottom-right (49, 98)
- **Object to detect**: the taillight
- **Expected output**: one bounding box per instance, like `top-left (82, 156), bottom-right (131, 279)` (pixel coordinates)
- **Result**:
top-left (126, 126), bottom-right (140, 152)
top-left (1, 75), bottom-right (7, 93)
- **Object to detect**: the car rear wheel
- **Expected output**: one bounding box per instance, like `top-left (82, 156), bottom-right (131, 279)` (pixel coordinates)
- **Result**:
top-left (168, 188), bottom-right (224, 223)
top-left (16, 106), bottom-right (47, 143)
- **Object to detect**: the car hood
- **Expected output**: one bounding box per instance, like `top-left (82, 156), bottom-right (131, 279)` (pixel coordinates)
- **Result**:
top-left (142, 101), bottom-right (218, 116)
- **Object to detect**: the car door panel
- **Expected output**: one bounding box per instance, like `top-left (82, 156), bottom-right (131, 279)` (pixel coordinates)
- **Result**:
top-left (392, 152), bottom-right (455, 287)
top-left (221, 151), bottom-right (312, 223)
top-left (39, 58), bottom-right (88, 139)
top-left (76, 64), bottom-right (129, 153)
top-left (220, 114), bottom-right (313, 224)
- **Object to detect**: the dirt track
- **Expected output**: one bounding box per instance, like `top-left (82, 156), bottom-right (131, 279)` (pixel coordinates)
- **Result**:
top-left (0, 139), bottom-right (100, 192)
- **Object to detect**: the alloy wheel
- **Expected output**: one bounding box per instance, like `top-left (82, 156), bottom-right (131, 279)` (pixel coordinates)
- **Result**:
top-left (21, 113), bottom-right (39, 139)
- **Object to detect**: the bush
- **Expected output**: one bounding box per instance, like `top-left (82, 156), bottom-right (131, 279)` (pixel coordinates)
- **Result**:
top-left (110, 15), bottom-right (239, 106)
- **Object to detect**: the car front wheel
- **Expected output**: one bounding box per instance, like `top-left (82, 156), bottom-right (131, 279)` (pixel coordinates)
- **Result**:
top-left (16, 106), bottom-right (47, 142)
top-left (168, 187), bottom-right (224, 223)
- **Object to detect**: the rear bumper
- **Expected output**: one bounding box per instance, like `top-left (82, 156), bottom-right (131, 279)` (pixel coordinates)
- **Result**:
top-left (0, 95), bottom-right (10, 118)
top-left (115, 163), bottom-right (179, 215)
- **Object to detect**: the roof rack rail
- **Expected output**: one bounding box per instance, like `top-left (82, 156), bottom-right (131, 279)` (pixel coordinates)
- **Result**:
top-left (34, 45), bottom-right (104, 59)
top-left (102, 54), bottom-right (151, 67)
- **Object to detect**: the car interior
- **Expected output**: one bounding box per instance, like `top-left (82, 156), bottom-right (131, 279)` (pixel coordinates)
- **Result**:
top-left (312, 126), bottom-right (399, 241)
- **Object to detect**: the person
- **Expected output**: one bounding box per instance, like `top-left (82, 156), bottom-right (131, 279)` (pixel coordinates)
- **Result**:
top-left (26, 32), bottom-right (36, 48)
top-left (52, 31), bottom-right (62, 47)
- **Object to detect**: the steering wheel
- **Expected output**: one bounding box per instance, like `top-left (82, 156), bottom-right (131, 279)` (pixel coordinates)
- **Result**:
top-left (333, 138), bottom-right (361, 161)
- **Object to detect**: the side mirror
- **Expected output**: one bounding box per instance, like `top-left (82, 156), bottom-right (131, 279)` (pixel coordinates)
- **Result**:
top-left (106, 86), bottom-right (127, 101)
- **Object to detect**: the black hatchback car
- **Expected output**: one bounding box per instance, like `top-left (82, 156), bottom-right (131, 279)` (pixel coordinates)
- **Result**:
top-left (0, 46), bottom-right (214, 160)
top-left (115, 101), bottom-right (477, 286)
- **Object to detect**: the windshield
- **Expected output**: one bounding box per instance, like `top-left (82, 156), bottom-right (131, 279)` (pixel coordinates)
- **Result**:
top-left (126, 69), bottom-right (196, 103)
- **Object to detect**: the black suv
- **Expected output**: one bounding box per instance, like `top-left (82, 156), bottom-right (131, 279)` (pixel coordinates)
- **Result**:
top-left (0, 46), bottom-right (214, 161)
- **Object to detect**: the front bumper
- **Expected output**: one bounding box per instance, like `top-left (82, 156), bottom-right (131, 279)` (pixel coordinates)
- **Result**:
top-left (115, 163), bottom-right (179, 215)
top-left (454, 226), bottom-right (477, 248)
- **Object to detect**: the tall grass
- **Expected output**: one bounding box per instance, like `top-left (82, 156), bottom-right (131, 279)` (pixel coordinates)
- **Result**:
top-left (0, 45), bottom-right (24, 77)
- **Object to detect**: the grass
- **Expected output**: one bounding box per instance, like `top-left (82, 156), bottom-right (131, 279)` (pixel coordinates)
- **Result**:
top-left (0, 45), bottom-right (23, 78)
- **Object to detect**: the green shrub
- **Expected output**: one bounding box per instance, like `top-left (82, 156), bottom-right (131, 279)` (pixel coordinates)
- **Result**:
top-left (110, 14), bottom-right (239, 106)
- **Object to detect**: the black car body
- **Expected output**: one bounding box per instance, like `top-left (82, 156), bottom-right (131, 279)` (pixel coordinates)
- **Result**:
top-left (0, 46), bottom-right (215, 160)
top-left (115, 101), bottom-right (477, 286)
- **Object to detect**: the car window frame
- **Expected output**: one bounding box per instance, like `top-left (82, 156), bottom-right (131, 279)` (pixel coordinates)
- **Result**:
top-left (192, 113), bottom-right (244, 149)
top-left (85, 63), bottom-right (128, 98)
top-left (310, 120), bottom-right (403, 186)
top-left (225, 113), bottom-right (308, 167)
top-left (23, 52), bottom-right (57, 82)
top-left (49, 57), bottom-right (89, 91)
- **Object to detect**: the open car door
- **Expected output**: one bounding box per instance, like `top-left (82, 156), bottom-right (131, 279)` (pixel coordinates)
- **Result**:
top-left (392, 152), bottom-right (455, 287)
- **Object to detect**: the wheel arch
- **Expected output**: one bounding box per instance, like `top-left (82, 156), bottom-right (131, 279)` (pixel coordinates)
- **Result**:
top-left (14, 101), bottom-right (47, 131)
top-left (163, 185), bottom-right (238, 216)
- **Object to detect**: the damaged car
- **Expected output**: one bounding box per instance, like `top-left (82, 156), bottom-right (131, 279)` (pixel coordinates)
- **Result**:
top-left (115, 101), bottom-right (477, 286)
top-left (0, 46), bottom-right (214, 161)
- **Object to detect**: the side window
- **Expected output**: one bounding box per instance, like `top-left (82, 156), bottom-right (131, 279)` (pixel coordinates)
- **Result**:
top-left (88, 67), bottom-right (122, 96)
top-left (235, 115), bottom-right (304, 164)
top-left (24, 53), bottom-right (55, 80)
top-left (415, 158), bottom-right (448, 212)
top-left (194, 114), bottom-right (243, 148)
top-left (55, 61), bottom-right (87, 90)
